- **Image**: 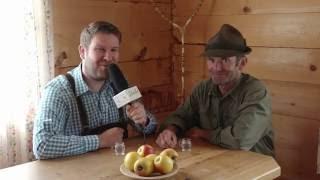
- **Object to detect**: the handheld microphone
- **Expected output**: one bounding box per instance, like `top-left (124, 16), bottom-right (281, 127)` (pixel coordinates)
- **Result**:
top-left (108, 63), bottom-right (145, 131)
top-left (108, 63), bottom-right (142, 108)
top-left (108, 63), bottom-right (147, 142)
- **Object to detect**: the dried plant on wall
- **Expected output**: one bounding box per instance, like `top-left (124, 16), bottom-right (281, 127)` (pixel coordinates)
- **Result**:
top-left (149, 0), bottom-right (205, 103)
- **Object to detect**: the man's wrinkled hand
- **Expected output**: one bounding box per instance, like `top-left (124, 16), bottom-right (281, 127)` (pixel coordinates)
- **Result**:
top-left (156, 129), bottom-right (177, 148)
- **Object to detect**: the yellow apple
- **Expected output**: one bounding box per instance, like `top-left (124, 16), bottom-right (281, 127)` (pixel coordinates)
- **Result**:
top-left (154, 155), bottom-right (174, 174)
top-left (124, 151), bottom-right (140, 172)
top-left (137, 144), bottom-right (155, 157)
top-left (145, 154), bottom-right (157, 162)
top-left (160, 148), bottom-right (179, 161)
top-left (145, 154), bottom-right (157, 170)
top-left (133, 157), bottom-right (154, 176)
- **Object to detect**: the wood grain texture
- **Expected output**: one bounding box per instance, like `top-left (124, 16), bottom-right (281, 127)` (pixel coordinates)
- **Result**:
top-left (53, 0), bottom-right (172, 67)
top-left (173, 14), bottom-right (320, 48)
top-left (174, 44), bottom-right (320, 85)
top-left (174, 0), bottom-right (320, 16)
top-left (51, 0), bottom-right (320, 179)
top-left (174, 67), bottom-right (320, 123)
top-left (0, 138), bottom-right (280, 180)
top-left (57, 58), bottom-right (172, 88)
top-left (94, 0), bottom-right (171, 3)
top-left (53, 0), bottom-right (177, 116)
top-left (174, 0), bottom-right (320, 179)
top-left (273, 114), bottom-right (320, 180)
top-left (141, 85), bottom-right (177, 113)
top-left (264, 79), bottom-right (320, 122)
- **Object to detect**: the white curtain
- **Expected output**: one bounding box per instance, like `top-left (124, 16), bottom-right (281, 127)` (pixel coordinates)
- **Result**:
top-left (318, 128), bottom-right (320, 174)
top-left (0, 0), bottom-right (54, 168)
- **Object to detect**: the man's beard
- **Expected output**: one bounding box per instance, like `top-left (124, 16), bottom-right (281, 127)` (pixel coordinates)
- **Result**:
top-left (211, 71), bottom-right (240, 86)
top-left (94, 70), bottom-right (108, 81)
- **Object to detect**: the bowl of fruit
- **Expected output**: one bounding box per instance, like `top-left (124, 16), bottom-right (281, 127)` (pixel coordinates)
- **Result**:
top-left (120, 144), bottom-right (179, 179)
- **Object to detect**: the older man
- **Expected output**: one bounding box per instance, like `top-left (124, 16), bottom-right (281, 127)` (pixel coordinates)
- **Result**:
top-left (156, 24), bottom-right (274, 156)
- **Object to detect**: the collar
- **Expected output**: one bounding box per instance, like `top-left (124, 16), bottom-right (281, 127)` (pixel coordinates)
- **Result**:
top-left (208, 73), bottom-right (246, 100)
top-left (69, 64), bottom-right (113, 97)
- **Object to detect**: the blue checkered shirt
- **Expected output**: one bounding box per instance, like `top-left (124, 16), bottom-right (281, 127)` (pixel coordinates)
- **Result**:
top-left (33, 64), bottom-right (157, 159)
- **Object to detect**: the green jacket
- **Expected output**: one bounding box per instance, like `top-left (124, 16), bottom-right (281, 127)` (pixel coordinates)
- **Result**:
top-left (162, 74), bottom-right (274, 156)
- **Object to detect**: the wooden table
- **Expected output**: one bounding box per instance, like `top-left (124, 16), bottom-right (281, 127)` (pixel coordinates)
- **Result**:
top-left (0, 137), bottom-right (280, 180)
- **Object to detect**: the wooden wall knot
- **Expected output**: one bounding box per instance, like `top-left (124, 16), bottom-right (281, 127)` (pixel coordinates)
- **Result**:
top-left (55, 51), bottom-right (67, 67)
top-left (310, 64), bottom-right (317, 71)
top-left (134, 47), bottom-right (147, 61)
top-left (243, 6), bottom-right (251, 13)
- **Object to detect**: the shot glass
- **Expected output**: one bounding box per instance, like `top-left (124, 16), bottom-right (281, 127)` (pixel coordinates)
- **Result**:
top-left (114, 142), bottom-right (125, 155)
top-left (180, 138), bottom-right (192, 152)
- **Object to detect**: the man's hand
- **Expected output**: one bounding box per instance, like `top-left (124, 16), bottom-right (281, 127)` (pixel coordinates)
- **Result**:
top-left (156, 128), bottom-right (178, 148)
top-left (98, 127), bottom-right (124, 148)
top-left (126, 102), bottom-right (147, 126)
top-left (185, 127), bottom-right (210, 141)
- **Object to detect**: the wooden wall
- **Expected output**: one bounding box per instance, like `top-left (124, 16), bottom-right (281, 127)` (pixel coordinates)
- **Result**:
top-left (53, 0), bottom-right (320, 179)
top-left (53, 0), bottom-right (177, 119)
top-left (172, 0), bottom-right (320, 179)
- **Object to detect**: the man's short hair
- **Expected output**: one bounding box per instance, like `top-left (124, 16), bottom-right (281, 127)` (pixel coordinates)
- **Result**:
top-left (80, 21), bottom-right (122, 48)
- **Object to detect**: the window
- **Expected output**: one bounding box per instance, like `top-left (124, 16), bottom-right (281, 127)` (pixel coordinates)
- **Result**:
top-left (0, 0), bottom-right (53, 168)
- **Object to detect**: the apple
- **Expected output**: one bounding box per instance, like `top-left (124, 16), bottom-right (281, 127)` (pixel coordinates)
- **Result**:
top-left (154, 155), bottom-right (174, 174)
top-left (145, 154), bottom-right (157, 162)
top-left (137, 144), bottom-right (155, 157)
top-left (133, 157), bottom-right (154, 176)
top-left (160, 148), bottom-right (179, 161)
top-left (124, 151), bottom-right (140, 172)
top-left (145, 154), bottom-right (157, 170)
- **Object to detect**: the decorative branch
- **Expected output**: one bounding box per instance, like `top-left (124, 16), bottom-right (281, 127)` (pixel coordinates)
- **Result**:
top-left (149, 0), bottom-right (205, 104)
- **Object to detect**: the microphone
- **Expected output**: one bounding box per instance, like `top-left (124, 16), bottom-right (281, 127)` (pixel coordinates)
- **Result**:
top-left (108, 63), bottom-right (142, 108)
top-left (108, 63), bottom-right (147, 142)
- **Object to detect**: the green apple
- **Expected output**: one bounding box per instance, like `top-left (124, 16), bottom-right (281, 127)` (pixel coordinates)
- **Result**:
top-left (154, 154), bottom-right (174, 174)
top-left (160, 148), bottom-right (179, 161)
top-left (137, 144), bottom-right (155, 157)
top-left (133, 157), bottom-right (154, 176)
top-left (124, 151), bottom-right (140, 172)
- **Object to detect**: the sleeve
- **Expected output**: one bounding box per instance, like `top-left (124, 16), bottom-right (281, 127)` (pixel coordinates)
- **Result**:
top-left (142, 111), bottom-right (157, 135)
top-left (208, 84), bottom-right (272, 150)
top-left (33, 84), bottom-right (99, 159)
top-left (159, 85), bottom-right (201, 135)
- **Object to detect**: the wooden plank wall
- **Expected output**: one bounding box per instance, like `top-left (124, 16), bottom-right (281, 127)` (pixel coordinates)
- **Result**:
top-left (173, 0), bottom-right (320, 179)
top-left (53, 0), bottom-right (177, 120)
top-left (53, 0), bottom-right (320, 179)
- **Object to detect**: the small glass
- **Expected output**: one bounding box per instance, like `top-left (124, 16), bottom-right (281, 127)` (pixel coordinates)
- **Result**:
top-left (114, 142), bottom-right (125, 155)
top-left (180, 138), bottom-right (192, 152)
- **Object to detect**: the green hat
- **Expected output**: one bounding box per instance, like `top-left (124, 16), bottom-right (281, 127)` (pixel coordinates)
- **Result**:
top-left (202, 24), bottom-right (251, 57)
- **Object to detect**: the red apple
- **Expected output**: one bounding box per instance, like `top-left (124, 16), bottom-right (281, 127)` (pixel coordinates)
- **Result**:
top-left (137, 144), bottom-right (155, 157)
top-left (133, 157), bottom-right (154, 176)
top-left (154, 154), bottom-right (174, 174)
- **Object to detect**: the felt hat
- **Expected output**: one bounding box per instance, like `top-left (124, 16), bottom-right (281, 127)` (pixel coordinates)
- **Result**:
top-left (202, 24), bottom-right (251, 57)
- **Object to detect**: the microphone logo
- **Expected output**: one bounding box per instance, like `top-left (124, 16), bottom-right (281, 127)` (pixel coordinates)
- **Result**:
top-left (113, 86), bottom-right (142, 108)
